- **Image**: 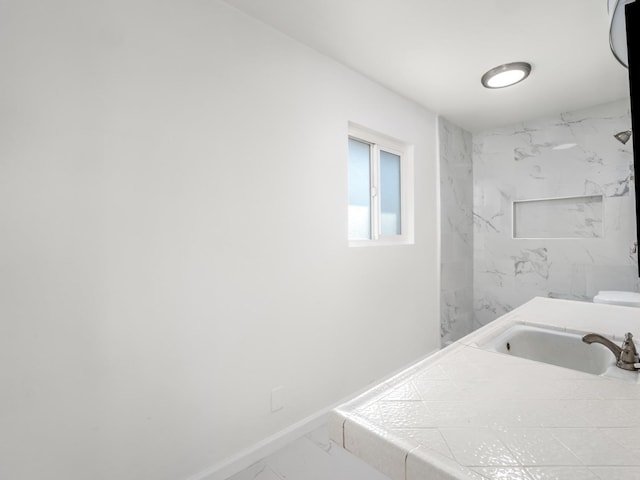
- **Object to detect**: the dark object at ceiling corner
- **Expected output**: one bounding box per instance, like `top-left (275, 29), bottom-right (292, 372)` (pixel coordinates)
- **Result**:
top-left (625, 1), bottom-right (640, 276)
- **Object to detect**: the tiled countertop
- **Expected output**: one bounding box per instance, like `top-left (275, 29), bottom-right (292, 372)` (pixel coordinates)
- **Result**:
top-left (328, 297), bottom-right (640, 480)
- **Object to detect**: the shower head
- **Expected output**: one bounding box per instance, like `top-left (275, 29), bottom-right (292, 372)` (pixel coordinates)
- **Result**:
top-left (614, 130), bottom-right (632, 144)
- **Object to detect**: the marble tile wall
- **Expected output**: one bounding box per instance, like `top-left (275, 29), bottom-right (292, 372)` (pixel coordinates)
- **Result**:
top-left (439, 117), bottom-right (474, 344)
top-left (473, 99), bottom-right (639, 326)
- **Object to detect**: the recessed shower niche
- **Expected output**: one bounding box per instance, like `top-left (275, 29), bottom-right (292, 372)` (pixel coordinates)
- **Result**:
top-left (513, 195), bottom-right (604, 239)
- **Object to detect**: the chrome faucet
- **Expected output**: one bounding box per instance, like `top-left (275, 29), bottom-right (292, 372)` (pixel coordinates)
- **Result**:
top-left (582, 332), bottom-right (640, 371)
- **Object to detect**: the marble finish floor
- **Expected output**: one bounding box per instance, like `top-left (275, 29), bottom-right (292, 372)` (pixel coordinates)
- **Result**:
top-left (226, 425), bottom-right (390, 480)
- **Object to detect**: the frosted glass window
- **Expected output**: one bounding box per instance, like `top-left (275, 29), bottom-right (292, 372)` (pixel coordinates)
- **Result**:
top-left (380, 150), bottom-right (401, 235)
top-left (348, 138), bottom-right (371, 240)
top-left (347, 124), bottom-right (413, 246)
top-left (513, 195), bottom-right (603, 239)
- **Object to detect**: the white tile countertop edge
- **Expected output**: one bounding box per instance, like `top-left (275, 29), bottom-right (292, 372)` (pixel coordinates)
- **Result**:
top-left (329, 297), bottom-right (640, 480)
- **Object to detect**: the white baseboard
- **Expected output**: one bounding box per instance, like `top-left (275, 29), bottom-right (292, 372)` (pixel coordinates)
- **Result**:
top-left (186, 408), bottom-right (330, 480)
top-left (185, 348), bottom-right (439, 480)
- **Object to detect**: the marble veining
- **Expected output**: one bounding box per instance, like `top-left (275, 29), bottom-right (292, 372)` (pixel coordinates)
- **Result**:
top-left (513, 248), bottom-right (550, 279)
top-left (473, 212), bottom-right (501, 233)
top-left (601, 172), bottom-right (631, 197)
top-left (439, 117), bottom-right (474, 345)
top-left (473, 100), bottom-right (639, 327)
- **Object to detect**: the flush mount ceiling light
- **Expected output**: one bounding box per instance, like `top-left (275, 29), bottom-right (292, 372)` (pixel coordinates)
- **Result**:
top-left (481, 62), bottom-right (532, 89)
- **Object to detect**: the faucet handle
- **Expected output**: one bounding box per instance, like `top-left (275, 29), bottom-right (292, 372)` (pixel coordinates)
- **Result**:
top-left (619, 332), bottom-right (639, 365)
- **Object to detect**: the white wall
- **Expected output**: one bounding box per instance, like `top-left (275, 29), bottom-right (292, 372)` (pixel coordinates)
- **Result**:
top-left (0, 1), bottom-right (440, 479)
top-left (473, 99), bottom-right (638, 325)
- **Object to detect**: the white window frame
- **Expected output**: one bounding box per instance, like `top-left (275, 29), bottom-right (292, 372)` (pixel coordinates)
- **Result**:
top-left (348, 123), bottom-right (414, 247)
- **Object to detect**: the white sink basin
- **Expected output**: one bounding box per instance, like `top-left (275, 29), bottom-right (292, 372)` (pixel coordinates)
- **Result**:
top-left (481, 324), bottom-right (615, 375)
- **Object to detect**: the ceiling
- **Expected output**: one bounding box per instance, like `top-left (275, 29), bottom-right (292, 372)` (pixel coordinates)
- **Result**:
top-left (221, 0), bottom-right (630, 132)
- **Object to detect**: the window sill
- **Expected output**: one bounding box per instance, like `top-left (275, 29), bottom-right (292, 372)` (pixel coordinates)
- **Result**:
top-left (349, 238), bottom-right (414, 247)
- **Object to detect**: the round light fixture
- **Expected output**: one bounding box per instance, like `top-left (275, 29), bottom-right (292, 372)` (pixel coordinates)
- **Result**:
top-left (481, 62), bottom-right (532, 89)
